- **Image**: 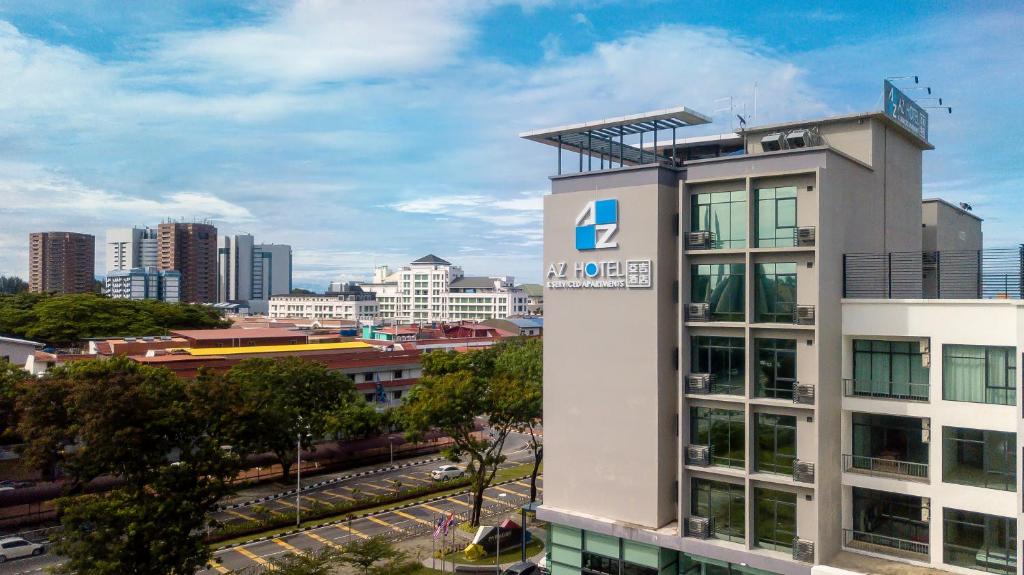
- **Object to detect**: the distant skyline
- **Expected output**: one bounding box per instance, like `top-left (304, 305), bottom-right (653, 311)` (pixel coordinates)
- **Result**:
top-left (0, 1), bottom-right (1020, 289)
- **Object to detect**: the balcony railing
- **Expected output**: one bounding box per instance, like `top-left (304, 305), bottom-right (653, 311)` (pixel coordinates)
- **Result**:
top-left (843, 528), bottom-right (929, 557)
top-left (843, 454), bottom-right (928, 480)
top-left (843, 247), bottom-right (1024, 299)
top-left (843, 379), bottom-right (929, 402)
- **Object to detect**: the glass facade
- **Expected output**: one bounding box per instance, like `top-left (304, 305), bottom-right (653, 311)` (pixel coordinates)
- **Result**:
top-left (691, 191), bottom-right (747, 249)
top-left (754, 488), bottom-right (796, 552)
top-left (691, 336), bottom-right (744, 395)
top-left (755, 413), bottom-right (797, 475)
top-left (942, 345), bottom-right (1016, 406)
top-left (851, 340), bottom-right (929, 400)
top-left (851, 413), bottom-right (929, 474)
top-left (850, 487), bottom-right (929, 554)
top-left (690, 478), bottom-right (745, 543)
top-left (943, 509), bottom-right (1016, 575)
top-left (754, 263), bottom-right (797, 323)
top-left (691, 264), bottom-right (745, 321)
top-left (548, 525), bottom-right (678, 575)
top-left (690, 407), bottom-right (744, 468)
top-left (755, 338), bottom-right (797, 400)
top-left (755, 186), bottom-right (797, 247)
top-left (942, 427), bottom-right (1016, 492)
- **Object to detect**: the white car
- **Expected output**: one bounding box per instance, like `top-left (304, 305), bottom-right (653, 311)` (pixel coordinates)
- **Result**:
top-left (0, 537), bottom-right (45, 563)
top-left (430, 465), bottom-right (465, 481)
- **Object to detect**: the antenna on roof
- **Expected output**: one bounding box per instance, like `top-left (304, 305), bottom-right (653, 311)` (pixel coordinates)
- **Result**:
top-left (959, 202), bottom-right (973, 212)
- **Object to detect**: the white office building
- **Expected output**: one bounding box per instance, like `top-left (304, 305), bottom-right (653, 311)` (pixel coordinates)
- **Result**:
top-left (104, 267), bottom-right (181, 303)
top-left (269, 285), bottom-right (379, 321)
top-left (217, 234), bottom-right (292, 314)
top-left (106, 227), bottom-right (158, 271)
top-left (357, 254), bottom-right (528, 323)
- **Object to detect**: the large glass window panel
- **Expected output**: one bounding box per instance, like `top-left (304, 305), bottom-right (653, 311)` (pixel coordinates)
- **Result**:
top-left (756, 414), bottom-right (797, 475)
top-left (754, 263), bottom-right (797, 323)
top-left (943, 345), bottom-right (1016, 406)
top-left (756, 187), bottom-right (798, 247)
top-left (691, 191), bottom-right (746, 249)
top-left (756, 338), bottom-right (797, 400)
top-left (691, 264), bottom-right (745, 321)
top-left (942, 427), bottom-right (1017, 492)
top-left (851, 413), bottom-right (929, 475)
top-left (851, 340), bottom-right (929, 399)
top-left (851, 487), bottom-right (929, 551)
top-left (943, 509), bottom-right (1016, 575)
top-left (755, 488), bottom-right (796, 552)
top-left (691, 336), bottom-right (745, 395)
top-left (691, 478), bottom-right (745, 543)
top-left (691, 407), bottom-right (745, 468)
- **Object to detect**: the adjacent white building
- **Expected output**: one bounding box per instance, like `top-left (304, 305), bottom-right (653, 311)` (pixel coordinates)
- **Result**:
top-left (217, 234), bottom-right (292, 314)
top-left (105, 227), bottom-right (158, 271)
top-left (357, 254), bottom-right (528, 323)
top-left (104, 267), bottom-right (181, 303)
top-left (268, 284), bottom-right (379, 321)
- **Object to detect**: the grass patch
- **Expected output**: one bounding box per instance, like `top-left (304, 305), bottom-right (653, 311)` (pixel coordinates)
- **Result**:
top-left (442, 539), bottom-right (544, 565)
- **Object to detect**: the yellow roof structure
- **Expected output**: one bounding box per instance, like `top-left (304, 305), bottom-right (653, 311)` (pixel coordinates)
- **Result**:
top-left (184, 341), bottom-right (373, 356)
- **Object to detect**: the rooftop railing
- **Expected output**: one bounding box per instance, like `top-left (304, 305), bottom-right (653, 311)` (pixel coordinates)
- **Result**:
top-left (842, 247), bottom-right (1024, 300)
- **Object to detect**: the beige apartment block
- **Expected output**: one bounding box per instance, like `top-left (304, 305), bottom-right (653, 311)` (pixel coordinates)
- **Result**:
top-left (526, 104), bottom-right (1021, 575)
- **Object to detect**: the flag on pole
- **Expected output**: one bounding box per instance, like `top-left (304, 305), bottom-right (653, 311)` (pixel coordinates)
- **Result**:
top-left (442, 512), bottom-right (455, 536)
top-left (433, 515), bottom-right (445, 539)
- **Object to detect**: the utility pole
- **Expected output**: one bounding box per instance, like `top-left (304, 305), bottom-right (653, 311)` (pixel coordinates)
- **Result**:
top-left (296, 432), bottom-right (302, 527)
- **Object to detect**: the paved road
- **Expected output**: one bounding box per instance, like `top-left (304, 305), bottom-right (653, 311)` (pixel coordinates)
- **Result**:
top-left (0, 431), bottom-right (541, 575)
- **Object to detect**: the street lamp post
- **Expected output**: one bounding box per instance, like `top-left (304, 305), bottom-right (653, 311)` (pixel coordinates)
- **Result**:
top-left (296, 432), bottom-right (302, 527)
top-left (389, 436), bottom-right (394, 466)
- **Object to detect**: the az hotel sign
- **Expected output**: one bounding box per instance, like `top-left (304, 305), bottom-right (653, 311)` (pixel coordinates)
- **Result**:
top-left (547, 198), bottom-right (652, 290)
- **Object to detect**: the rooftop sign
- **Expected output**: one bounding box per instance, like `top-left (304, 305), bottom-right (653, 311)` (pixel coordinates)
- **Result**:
top-left (884, 80), bottom-right (928, 142)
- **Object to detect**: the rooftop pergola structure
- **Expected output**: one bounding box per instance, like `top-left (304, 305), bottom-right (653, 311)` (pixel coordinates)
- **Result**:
top-left (519, 106), bottom-right (712, 174)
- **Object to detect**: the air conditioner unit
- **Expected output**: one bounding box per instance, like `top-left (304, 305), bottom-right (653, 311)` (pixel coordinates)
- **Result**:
top-left (686, 303), bottom-right (711, 322)
top-left (761, 133), bottom-right (786, 152)
top-left (685, 231), bottom-right (714, 250)
top-left (794, 383), bottom-right (815, 405)
top-left (794, 305), bottom-right (816, 325)
top-left (793, 538), bottom-right (815, 563)
top-left (686, 444), bottom-right (712, 466)
top-left (686, 373), bottom-right (715, 394)
top-left (685, 516), bottom-right (713, 539)
top-left (786, 129), bottom-right (814, 149)
top-left (796, 226), bottom-right (816, 246)
top-left (793, 460), bottom-right (815, 483)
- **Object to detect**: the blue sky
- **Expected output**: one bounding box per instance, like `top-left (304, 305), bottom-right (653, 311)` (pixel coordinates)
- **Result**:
top-left (0, 1), bottom-right (1020, 288)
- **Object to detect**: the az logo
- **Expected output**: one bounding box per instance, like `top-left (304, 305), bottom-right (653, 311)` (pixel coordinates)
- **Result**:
top-left (575, 199), bottom-right (618, 251)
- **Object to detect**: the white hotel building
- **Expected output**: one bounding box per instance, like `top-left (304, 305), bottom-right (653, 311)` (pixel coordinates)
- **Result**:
top-left (528, 100), bottom-right (1024, 575)
top-left (358, 254), bottom-right (529, 323)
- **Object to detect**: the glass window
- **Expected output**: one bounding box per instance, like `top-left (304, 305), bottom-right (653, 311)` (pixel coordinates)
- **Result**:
top-left (754, 263), bottom-right (797, 323)
top-left (851, 487), bottom-right (929, 551)
top-left (756, 414), bottom-right (796, 475)
top-left (851, 339), bottom-right (930, 399)
top-left (754, 488), bottom-right (796, 552)
top-left (943, 509), bottom-right (1016, 575)
top-left (755, 338), bottom-right (797, 400)
top-left (691, 264), bottom-right (745, 321)
top-left (755, 187), bottom-right (797, 247)
top-left (942, 427), bottom-right (1016, 492)
top-left (943, 345), bottom-right (1016, 406)
top-left (582, 552), bottom-right (620, 575)
top-left (691, 336), bottom-right (745, 395)
top-left (851, 413), bottom-right (929, 476)
top-left (691, 190), bottom-right (747, 249)
top-left (690, 407), bottom-right (744, 468)
top-left (691, 478), bottom-right (745, 543)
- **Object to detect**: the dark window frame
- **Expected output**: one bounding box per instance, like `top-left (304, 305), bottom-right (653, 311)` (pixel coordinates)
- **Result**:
top-left (755, 338), bottom-right (797, 400)
top-left (756, 413), bottom-right (797, 475)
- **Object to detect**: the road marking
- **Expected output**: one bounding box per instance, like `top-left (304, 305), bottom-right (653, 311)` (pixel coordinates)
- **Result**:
top-left (400, 474), bottom-right (431, 483)
top-left (208, 560), bottom-right (231, 573)
top-left (235, 546), bottom-right (273, 568)
top-left (336, 523), bottom-right (370, 539)
top-left (367, 515), bottom-right (406, 532)
top-left (223, 508), bottom-right (259, 522)
top-left (305, 530), bottom-right (343, 550)
top-left (514, 481), bottom-right (543, 491)
top-left (421, 502), bottom-right (449, 513)
top-left (394, 510), bottom-right (434, 526)
top-left (359, 481), bottom-right (393, 491)
top-left (493, 486), bottom-right (522, 496)
top-left (482, 495), bottom-right (508, 505)
top-left (322, 489), bottom-right (355, 501)
top-left (445, 497), bottom-right (471, 507)
top-left (272, 537), bottom-right (304, 555)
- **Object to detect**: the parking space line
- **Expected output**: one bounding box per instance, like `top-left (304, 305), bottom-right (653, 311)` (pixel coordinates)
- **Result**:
top-left (482, 495), bottom-right (508, 505)
top-left (208, 561), bottom-right (231, 573)
top-left (445, 497), bottom-right (471, 507)
top-left (394, 510), bottom-right (433, 526)
top-left (514, 481), bottom-right (543, 491)
top-left (223, 508), bottom-right (259, 522)
top-left (493, 486), bottom-right (522, 496)
top-left (421, 502), bottom-right (449, 513)
top-left (235, 546), bottom-right (273, 568)
top-left (359, 481), bottom-right (392, 491)
top-left (322, 489), bottom-right (355, 501)
top-left (272, 537), bottom-right (304, 555)
top-left (367, 515), bottom-right (407, 532)
top-left (336, 523), bottom-right (370, 539)
top-left (400, 474), bottom-right (431, 484)
top-left (306, 530), bottom-right (343, 550)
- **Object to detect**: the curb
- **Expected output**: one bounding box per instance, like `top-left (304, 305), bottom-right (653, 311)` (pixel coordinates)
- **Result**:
top-left (216, 456), bottom-right (446, 511)
top-left (213, 474), bottom-right (536, 552)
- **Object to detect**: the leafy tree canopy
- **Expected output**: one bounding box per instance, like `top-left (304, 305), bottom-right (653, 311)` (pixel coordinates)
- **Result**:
top-left (0, 292), bottom-right (229, 348)
top-left (0, 275), bottom-right (28, 295)
top-left (0, 361), bottom-right (30, 443)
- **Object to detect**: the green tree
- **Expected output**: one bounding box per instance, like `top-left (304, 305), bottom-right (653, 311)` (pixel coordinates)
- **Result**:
top-left (493, 338), bottom-right (543, 502)
top-left (0, 275), bottom-right (28, 295)
top-left (0, 362), bottom-right (29, 443)
top-left (17, 357), bottom-right (245, 574)
top-left (327, 400), bottom-right (391, 440)
top-left (267, 548), bottom-right (341, 574)
top-left (226, 357), bottom-right (357, 480)
top-left (339, 536), bottom-right (405, 575)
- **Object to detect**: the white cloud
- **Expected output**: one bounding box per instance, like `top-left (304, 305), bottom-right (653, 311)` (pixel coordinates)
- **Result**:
top-left (390, 191), bottom-right (544, 228)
